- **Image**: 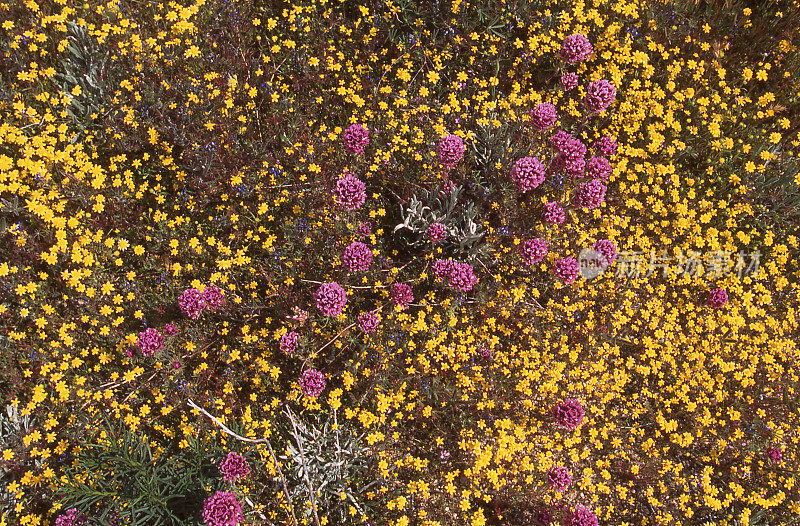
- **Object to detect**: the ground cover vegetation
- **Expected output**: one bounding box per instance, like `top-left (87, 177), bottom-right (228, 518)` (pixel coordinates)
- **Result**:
top-left (1, 0), bottom-right (799, 524)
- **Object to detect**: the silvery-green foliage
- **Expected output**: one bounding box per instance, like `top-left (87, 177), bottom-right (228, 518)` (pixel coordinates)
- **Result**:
top-left (394, 184), bottom-right (487, 259)
top-left (56, 21), bottom-right (113, 136)
top-left (0, 404), bottom-right (35, 516)
top-left (280, 407), bottom-right (378, 524)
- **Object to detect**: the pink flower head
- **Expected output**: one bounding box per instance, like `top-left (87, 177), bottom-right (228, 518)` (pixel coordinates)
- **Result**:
top-left (334, 174), bottom-right (367, 211)
top-left (137, 328), bottom-right (164, 356)
top-left (574, 179), bottom-right (607, 210)
top-left (522, 238), bottom-right (549, 265)
top-left (543, 201), bottom-right (566, 225)
top-left (593, 240), bottom-right (618, 266)
top-left (511, 156), bottom-right (546, 193)
top-left (179, 287), bottom-right (206, 319)
top-left (343, 123), bottom-right (370, 154)
top-left (766, 445), bottom-right (783, 463)
top-left (163, 322), bottom-right (178, 336)
top-left (547, 465), bottom-right (573, 491)
top-left (220, 451), bottom-right (250, 482)
top-left (357, 311), bottom-right (380, 333)
top-left (564, 505), bottom-right (599, 526)
top-left (561, 72), bottom-right (579, 91)
top-left (202, 491), bottom-right (243, 526)
top-left (300, 368), bottom-right (326, 398)
top-left (437, 134), bottom-right (465, 169)
top-left (343, 241), bottom-right (373, 272)
top-left (553, 257), bottom-right (581, 285)
top-left (391, 282), bottom-right (413, 309)
top-left (554, 399), bottom-right (585, 430)
top-left (593, 135), bottom-right (618, 157)
top-left (314, 282), bottom-right (347, 317)
top-left (561, 34), bottom-right (593, 64)
top-left (585, 156), bottom-right (612, 181)
top-left (427, 222), bottom-right (447, 243)
top-left (55, 509), bottom-right (87, 526)
top-left (585, 79), bottom-right (617, 113)
top-left (530, 103), bottom-right (558, 131)
top-left (358, 221), bottom-right (372, 237)
top-left (550, 131), bottom-right (587, 177)
top-left (280, 330), bottom-right (299, 355)
top-left (202, 285), bottom-right (225, 310)
top-left (707, 287), bottom-right (728, 309)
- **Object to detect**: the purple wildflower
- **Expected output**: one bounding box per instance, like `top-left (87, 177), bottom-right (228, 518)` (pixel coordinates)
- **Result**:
top-left (550, 130), bottom-right (587, 177)
top-left (553, 257), bottom-right (581, 285)
top-left (314, 282), bottom-right (348, 317)
top-left (391, 282), bottom-right (413, 309)
top-left (202, 491), bottom-right (243, 526)
top-left (343, 241), bottom-right (373, 272)
top-left (766, 446), bottom-right (783, 463)
top-left (433, 259), bottom-right (478, 292)
top-left (574, 179), bottom-right (607, 210)
top-left (585, 156), bottom-right (612, 181)
top-left (427, 222), bottom-right (447, 243)
top-left (530, 103), bottom-right (558, 131)
top-left (300, 368), bottom-right (326, 398)
top-left (163, 323), bottom-right (178, 336)
top-left (358, 221), bottom-right (372, 237)
top-left (202, 285), bottom-right (225, 310)
top-left (220, 452), bottom-right (250, 482)
top-left (707, 287), bottom-right (728, 309)
top-left (585, 79), bottom-right (617, 113)
top-left (561, 72), bottom-right (579, 91)
top-left (564, 505), bottom-right (599, 526)
top-left (437, 134), bottom-right (465, 169)
top-left (137, 328), bottom-right (164, 357)
top-left (511, 156), bottom-right (546, 193)
top-left (554, 399), bottom-right (585, 430)
top-left (280, 331), bottom-right (299, 355)
top-left (334, 174), bottom-right (367, 211)
top-left (179, 287), bottom-right (206, 319)
top-left (522, 238), bottom-right (549, 265)
top-left (593, 240), bottom-right (618, 265)
top-left (55, 509), bottom-right (87, 526)
top-left (343, 123), bottom-right (370, 154)
top-left (593, 135), bottom-right (618, 157)
top-left (543, 201), bottom-right (566, 225)
top-left (357, 311), bottom-right (380, 333)
top-left (547, 466), bottom-right (573, 491)
top-left (561, 34), bottom-right (594, 64)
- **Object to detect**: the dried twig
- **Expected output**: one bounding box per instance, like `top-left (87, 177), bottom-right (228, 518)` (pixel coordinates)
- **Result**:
top-left (187, 399), bottom-right (299, 526)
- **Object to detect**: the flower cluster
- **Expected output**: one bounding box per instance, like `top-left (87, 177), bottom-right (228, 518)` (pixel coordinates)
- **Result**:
top-left (550, 131), bottom-right (587, 176)
top-left (547, 465), bottom-right (573, 491)
top-left (202, 491), bottom-right (243, 526)
top-left (437, 134), bottom-right (465, 169)
top-left (300, 368), bottom-right (327, 398)
top-left (706, 287), bottom-right (729, 309)
top-left (433, 259), bottom-right (478, 292)
top-left (137, 328), bottom-right (164, 357)
top-left (543, 201), bottom-right (566, 225)
top-left (554, 399), bottom-right (585, 429)
top-left (55, 509), bottom-right (87, 526)
top-left (333, 174), bottom-right (367, 211)
top-left (593, 239), bottom-right (618, 265)
top-left (426, 222), bottom-right (447, 243)
top-left (391, 283), bottom-right (413, 308)
top-left (219, 452), bottom-right (250, 482)
top-left (585, 156), bottom-right (612, 181)
top-left (584, 79), bottom-right (617, 113)
top-left (574, 179), bottom-right (607, 210)
top-left (561, 33), bottom-right (593, 63)
top-left (553, 257), bottom-right (580, 285)
top-left (343, 241), bottom-right (373, 271)
top-left (357, 311), bottom-right (380, 333)
top-left (522, 238), bottom-right (549, 265)
top-left (280, 330), bottom-right (299, 355)
top-left (511, 156), bottom-right (546, 193)
top-left (179, 287), bottom-right (206, 319)
top-left (530, 103), bottom-right (557, 131)
top-left (314, 282), bottom-right (348, 317)
top-left (343, 123), bottom-right (370, 154)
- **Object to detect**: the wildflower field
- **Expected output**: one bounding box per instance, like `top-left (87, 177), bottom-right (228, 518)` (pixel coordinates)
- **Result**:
top-left (1, 0), bottom-right (800, 524)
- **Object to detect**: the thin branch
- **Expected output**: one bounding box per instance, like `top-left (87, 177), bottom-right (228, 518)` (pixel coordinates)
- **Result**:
top-left (187, 399), bottom-right (299, 526)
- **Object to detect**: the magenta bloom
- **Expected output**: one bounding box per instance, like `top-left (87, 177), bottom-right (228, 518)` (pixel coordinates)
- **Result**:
top-left (357, 311), bottom-right (380, 333)
top-left (543, 201), bottom-right (566, 225)
top-left (707, 287), bottom-right (728, 309)
top-left (280, 330), bottom-right (299, 355)
top-left (434, 259), bottom-right (478, 292)
top-left (554, 399), bottom-right (585, 430)
top-left (343, 123), bottom-right (370, 154)
top-left (220, 452), bottom-right (250, 482)
top-left (391, 282), bottom-right (413, 309)
top-left (561, 34), bottom-right (594, 63)
top-left (202, 285), bottom-right (225, 310)
top-left (55, 509), bottom-right (87, 526)
top-left (585, 156), bottom-right (612, 181)
top-left (574, 179), bottom-right (607, 210)
top-left (553, 257), bottom-right (580, 285)
top-left (561, 72), bottom-right (579, 91)
top-left (593, 240), bottom-right (618, 265)
top-left (766, 446), bottom-right (783, 463)
top-left (511, 156), bottom-right (546, 193)
top-left (314, 282), bottom-right (347, 317)
top-left (564, 505), bottom-right (599, 526)
top-left (137, 328), bottom-right (164, 357)
top-left (163, 322), bottom-right (178, 336)
top-left (437, 134), bottom-right (465, 169)
top-left (530, 103), bottom-right (558, 130)
top-left (358, 221), bottom-right (372, 237)
top-left (522, 238), bottom-right (548, 265)
top-left (547, 465), bottom-right (573, 491)
top-left (300, 368), bottom-right (326, 398)
top-left (427, 222), bottom-right (447, 243)
top-left (550, 130), bottom-right (587, 177)
top-left (343, 241), bottom-right (373, 272)
top-left (179, 287), bottom-right (206, 319)
top-left (585, 79), bottom-right (617, 113)
top-left (334, 174), bottom-right (367, 211)
top-left (202, 491), bottom-right (243, 526)
top-left (593, 135), bottom-right (618, 157)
